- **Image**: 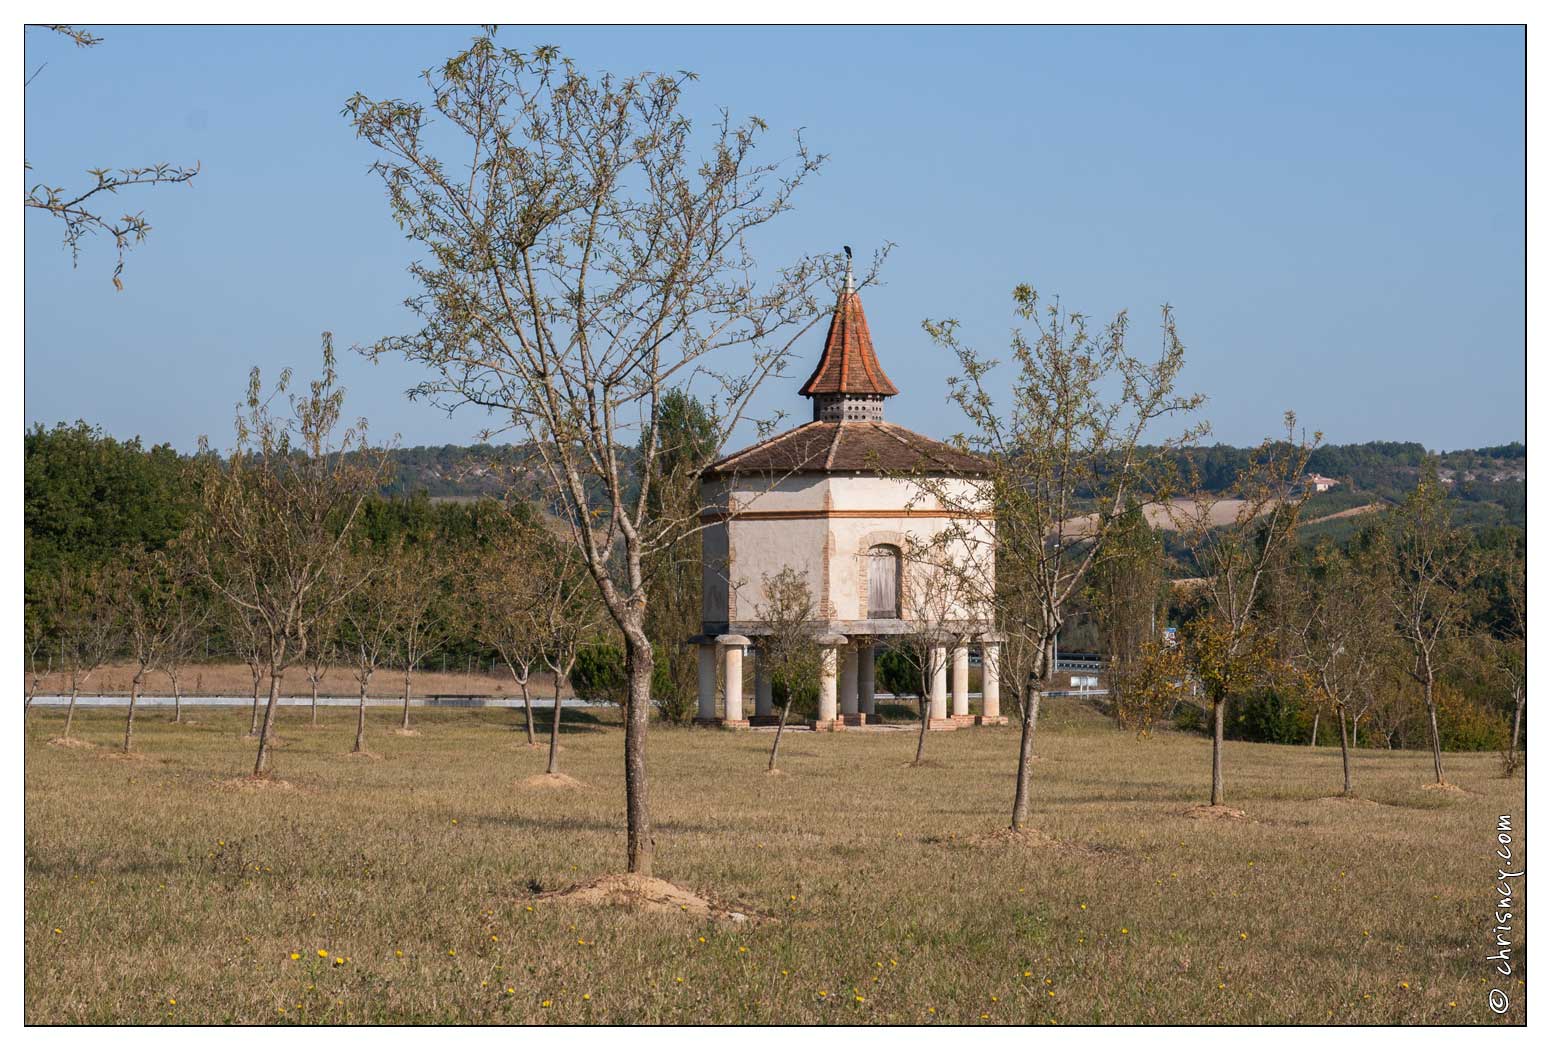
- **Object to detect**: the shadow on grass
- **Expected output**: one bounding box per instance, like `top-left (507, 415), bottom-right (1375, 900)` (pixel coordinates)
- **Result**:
top-left (467, 812), bottom-right (727, 837)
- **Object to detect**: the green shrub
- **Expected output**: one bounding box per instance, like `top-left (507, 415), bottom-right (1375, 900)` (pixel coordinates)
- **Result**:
top-left (570, 644), bottom-right (627, 707)
top-left (1227, 689), bottom-right (1309, 745)
top-left (1436, 683), bottom-right (1509, 752)
top-left (875, 646), bottom-right (917, 699)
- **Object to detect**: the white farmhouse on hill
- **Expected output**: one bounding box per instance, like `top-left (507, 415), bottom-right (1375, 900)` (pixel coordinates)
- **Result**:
top-left (693, 262), bottom-right (1002, 730)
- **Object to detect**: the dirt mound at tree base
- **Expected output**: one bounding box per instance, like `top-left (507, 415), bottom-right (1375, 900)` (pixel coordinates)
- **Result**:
top-left (533, 873), bottom-right (758, 923)
top-left (968, 826), bottom-right (1062, 849)
top-left (1184, 804), bottom-right (1249, 821)
top-left (1421, 781), bottom-right (1470, 795)
top-left (518, 772), bottom-right (588, 789)
top-left (342, 750), bottom-right (383, 760)
top-left (389, 728), bottom-right (422, 737)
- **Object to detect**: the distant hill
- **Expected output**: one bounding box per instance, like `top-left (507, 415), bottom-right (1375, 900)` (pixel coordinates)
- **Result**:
top-left (385, 437), bottom-right (1524, 540)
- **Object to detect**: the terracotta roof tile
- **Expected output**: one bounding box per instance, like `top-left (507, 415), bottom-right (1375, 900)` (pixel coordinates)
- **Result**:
top-left (798, 290), bottom-right (899, 398)
top-left (703, 421), bottom-right (985, 477)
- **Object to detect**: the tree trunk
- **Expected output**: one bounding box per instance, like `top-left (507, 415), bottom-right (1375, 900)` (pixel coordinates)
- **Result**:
top-left (124, 673), bottom-right (141, 752)
top-left (311, 679), bottom-right (319, 726)
top-left (253, 666), bottom-right (284, 777)
top-left (1210, 696), bottom-right (1226, 806)
top-left (621, 620), bottom-right (655, 876)
top-left (1309, 711), bottom-right (1320, 747)
top-left (547, 676), bottom-right (563, 775)
top-left (1510, 686), bottom-right (1525, 763)
top-left (1338, 706), bottom-right (1353, 796)
top-left (1010, 685), bottom-right (1041, 830)
top-left (401, 669), bottom-right (412, 730)
top-left (353, 678), bottom-right (368, 753)
top-left (64, 683), bottom-right (79, 739)
top-left (769, 698), bottom-right (793, 772)
top-left (249, 670), bottom-right (262, 735)
top-left (170, 670), bottom-right (182, 723)
top-left (520, 678), bottom-right (535, 745)
top-left (913, 691), bottom-right (929, 765)
top-left (1423, 673), bottom-right (1445, 784)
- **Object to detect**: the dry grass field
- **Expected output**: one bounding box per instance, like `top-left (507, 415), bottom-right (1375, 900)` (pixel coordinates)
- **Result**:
top-left (24, 700), bottom-right (1524, 1025)
top-left (29, 661), bottom-right (569, 700)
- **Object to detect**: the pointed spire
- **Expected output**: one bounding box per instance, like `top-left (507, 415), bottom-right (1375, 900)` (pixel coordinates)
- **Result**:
top-left (799, 247), bottom-right (899, 421)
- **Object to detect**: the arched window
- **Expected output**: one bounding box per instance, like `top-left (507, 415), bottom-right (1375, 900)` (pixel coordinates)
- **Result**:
top-left (868, 544), bottom-right (901, 619)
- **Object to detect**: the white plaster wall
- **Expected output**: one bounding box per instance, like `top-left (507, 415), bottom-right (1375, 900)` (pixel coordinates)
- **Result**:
top-left (700, 473), bottom-right (995, 630)
top-left (720, 474), bottom-right (830, 514)
top-left (725, 518), bottom-right (830, 622)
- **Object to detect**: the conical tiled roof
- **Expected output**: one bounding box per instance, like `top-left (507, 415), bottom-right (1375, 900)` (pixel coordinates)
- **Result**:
top-left (798, 287), bottom-right (899, 398)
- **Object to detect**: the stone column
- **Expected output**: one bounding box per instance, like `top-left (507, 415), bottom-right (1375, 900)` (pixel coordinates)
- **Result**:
top-left (839, 645), bottom-right (860, 718)
top-left (815, 634), bottom-right (847, 726)
top-left (696, 642), bottom-right (717, 723)
top-left (928, 644), bottom-right (948, 720)
top-left (951, 642), bottom-right (970, 718)
top-left (754, 646), bottom-right (773, 718)
top-left (857, 640), bottom-right (876, 717)
top-left (718, 634), bottom-right (750, 725)
top-left (980, 641), bottom-right (1002, 722)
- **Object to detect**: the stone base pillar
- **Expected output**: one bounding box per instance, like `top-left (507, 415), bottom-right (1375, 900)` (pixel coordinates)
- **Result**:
top-left (929, 645), bottom-right (948, 720)
top-left (951, 643), bottom-right (969, 717)
top-left (977, 641), bottom-right (1005, 724)
top-left (718, 634), bottom-right (750, 727)
top-left (812, 634), bottom-right (847, 729)
top-left (858, 640), bottom-right (876, 716)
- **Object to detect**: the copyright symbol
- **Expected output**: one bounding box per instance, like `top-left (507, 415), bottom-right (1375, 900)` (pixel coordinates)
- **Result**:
top-left (1488, 988), bottom-right (1509, 1014)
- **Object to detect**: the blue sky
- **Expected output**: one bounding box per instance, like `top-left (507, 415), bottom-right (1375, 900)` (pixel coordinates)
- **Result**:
top-left (24, 25), bottom-right (1525, 454)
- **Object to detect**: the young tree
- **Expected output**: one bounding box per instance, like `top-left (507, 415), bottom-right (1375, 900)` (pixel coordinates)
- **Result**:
top-left (752, 567), bottom-right (821, 773)
top-left (24, 598), bottom-right (54, 714)
top-left (50, 563), bottom-right (120, 741)
top-left (23, 26), bottom-right (200, 289)
top-left (470, 536), bottom-right (547, 744)
top-left (301, 601), bottom-right (342, 728)
top-left (388, 545), bottom-right (455, 734)
top-left (1387, 467), bottom-right (1475, 785)
top-left (225, 603), bottom-right (268, 737)
top-left (1292, 541), bottom-right (1389, 796)
top-left (895, 543), bottom-right (973, 768)
top-left (115, 548), bottom-right (187, 752)
top-left (342, 547), bottom-right (399, 755)
top-left (1087, 504), bottom-right (1168, 728)
top-left (194, 337), bottom-right (387, 777)
top-left (532, 531), bottom-right (603, 776)
top-left (1110, 638), bottom-right (1189, 737)
top-left (348, 34), bottom-right (842, 874)
top-left (921, 286), bottom-right (1202, 830)
top-left (154, 541), bottom-right (210, 725)
top-left (1182, 414), bottom-right (1318, 807)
